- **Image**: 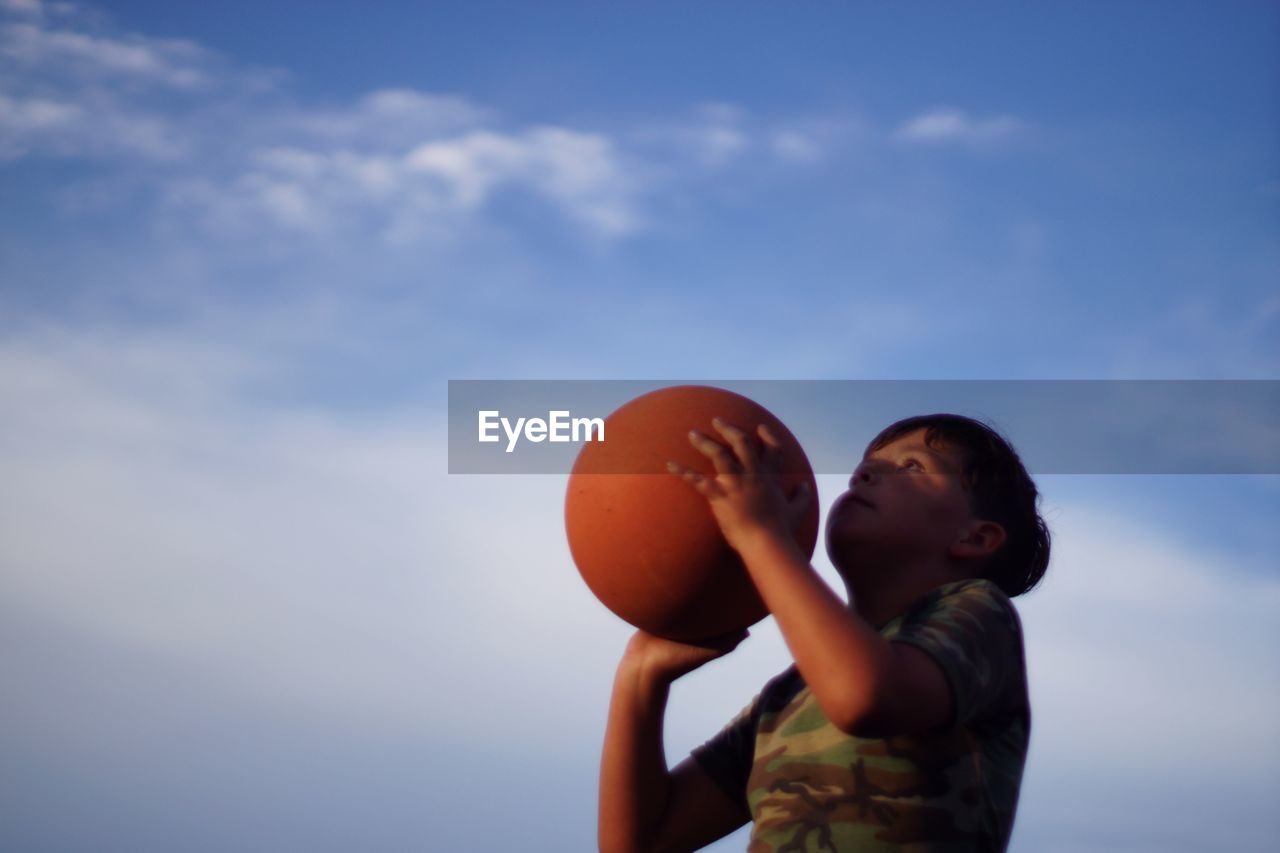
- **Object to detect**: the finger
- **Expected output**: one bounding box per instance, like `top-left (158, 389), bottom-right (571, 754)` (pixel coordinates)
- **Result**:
top-left (788, 480), bottom-right (814, 525)
top-left (695, 628), bottom-right (751, 653)
top-left (758, 422), bottom-right (782, 451)
top-left (757, 423), bottom-right (785, 473)
top-left (688, 428), bottom-right (741, 476)
top-left (715, 629), bottom-right (750, 655)
top-left (711, 417), bottom-right (759, 474)
top-left (666, 460), bottom-right (723, 498)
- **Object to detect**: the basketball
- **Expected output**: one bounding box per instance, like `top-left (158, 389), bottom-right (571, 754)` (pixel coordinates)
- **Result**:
top-left (564, 385), bottom-right (819, 641)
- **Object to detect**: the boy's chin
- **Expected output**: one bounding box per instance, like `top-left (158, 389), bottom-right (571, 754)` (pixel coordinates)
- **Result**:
top-left (826, 533), bottom-right (861, 568)
top-left (827, 546), bottom-right (866, 586)
top-left (828, 542), bottom-right (889, 588)
top-left (831, 564), bottom-right (859, 594)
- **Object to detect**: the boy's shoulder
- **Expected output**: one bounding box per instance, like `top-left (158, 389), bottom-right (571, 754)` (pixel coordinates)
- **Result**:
top-left (897, 576), bottom-right (1021, 630)
top-left (931, 575), bottom-right (1011, 602)
top-left (889, 576), bottom-right (1030, 722)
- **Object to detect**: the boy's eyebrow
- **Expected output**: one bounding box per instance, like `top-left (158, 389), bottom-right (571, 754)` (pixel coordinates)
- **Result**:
top-left (865, 443), bottom-right (959, 471)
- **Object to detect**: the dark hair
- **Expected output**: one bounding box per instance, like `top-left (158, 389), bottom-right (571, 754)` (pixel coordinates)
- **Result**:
top-left (866, 413), bottom-right (1050, 598)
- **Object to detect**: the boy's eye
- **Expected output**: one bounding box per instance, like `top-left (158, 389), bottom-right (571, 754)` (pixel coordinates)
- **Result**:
top-left (899, 457), bottom-right (924, 471)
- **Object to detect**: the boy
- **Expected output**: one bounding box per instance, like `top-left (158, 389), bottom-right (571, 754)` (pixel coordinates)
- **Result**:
top-left (598, 414), bottom-right (1050, 852)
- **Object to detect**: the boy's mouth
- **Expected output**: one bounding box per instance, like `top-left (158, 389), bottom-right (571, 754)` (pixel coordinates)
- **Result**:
top-left (844, 492), bottom-right (875, 510)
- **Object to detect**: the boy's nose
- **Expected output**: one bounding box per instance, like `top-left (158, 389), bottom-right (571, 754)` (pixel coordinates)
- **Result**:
top-left (850, 457), bottom-right (894, 489)
top-left (849, 460), bottom-right (878, 488)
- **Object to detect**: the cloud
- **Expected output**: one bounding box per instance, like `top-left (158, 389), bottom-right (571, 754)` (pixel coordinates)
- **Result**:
top-left (894, 107), bottom-right (1023, 144)
top-left (1008, 497), bottom-right (1280, 849)
top-left (161, 123), bottom-right (641, 241)
top-left (283, 88), bottom-right (492, 149)
top-left (635, 101), bottom-right (750, 168)
top-left (771, 130), bottom-right (822, 164)
top-left (1, 1), bottom-right (642, 240)
top-left (1, 12), bottom-right (215, 89)
top-left (0, 0), bottom-right (43, 16)
top-left (0, 4), bottom-right (846, 245)
top-left (625, 101), bottom-right (850, 178)
top-left (0, 0), bottom-right (261, 161)
top-left (0, 90), bottom-right (184, 159)
top-left (1020, 502), bottom-right (1280, 763)
top-left (0, 317), bottom-right (1277, 851)
top-left (0, 91), bottom-right (80, 137)
top-left (0, 319), bottom-right (632, 747)
top-left (405, 127), bottom-right (637, 229)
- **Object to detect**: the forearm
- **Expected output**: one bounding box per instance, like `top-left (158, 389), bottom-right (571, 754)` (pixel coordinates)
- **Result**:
top-left (598, 658), bottom-right (674, 853)
top-left (737, 530), bottom-right (891, 730)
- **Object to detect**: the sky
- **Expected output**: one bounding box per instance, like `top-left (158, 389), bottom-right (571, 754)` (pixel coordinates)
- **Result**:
top-left (1, 1), bottom-right (1278, 850)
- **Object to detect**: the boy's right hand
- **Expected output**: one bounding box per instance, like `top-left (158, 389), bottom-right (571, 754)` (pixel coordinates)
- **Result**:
top-left (622, 628), bottom-right (750, 683)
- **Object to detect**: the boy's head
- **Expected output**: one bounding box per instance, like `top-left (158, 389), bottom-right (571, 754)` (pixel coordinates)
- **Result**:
top-left (867, 414), bottom-right (1049, 597)
top-left (828, 414), bottom-right (1050, 598)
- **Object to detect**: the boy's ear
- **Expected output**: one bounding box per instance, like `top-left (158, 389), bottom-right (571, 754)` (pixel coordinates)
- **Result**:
top-left (949, 520), bottom-right (1006, 561)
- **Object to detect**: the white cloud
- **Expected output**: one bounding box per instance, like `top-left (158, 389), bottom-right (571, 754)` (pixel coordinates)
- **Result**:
top-left (895, 107), bottom-right (1023, 144)
top-left (680, 110), bottom-right (749, 167)
top-left (696, 124), bottom-right (749, 165)
top-left (163, 124), bottom-right (641, 241)
top-left (627, 104), bottom-right (860, 176)
top-left (0, 1), bottom-right (236, 160)
top-left (1, 2), bottom-right (643, 239)
top-left (0, 0), bottom-right (44, 18)
top-left (0, 319), bottom-right (1277, 851)
top-left (0, 90), bottom-right (185, 160)
top-left (405, 130), bottom-right (528, 207)
top-left (1022, 504), bottom-right (1280, 763)
top-left (513, 126), bottom-right (641, 234)
top-left (0, 3), bottom-right (854, 244)
top-left (284, 88), bottom-right (491, 149)
top-left (771, 129), bottom-right (822, 164)
top-left (0, 91), bottom-right (81, 139)
top-left (1, 18), bottom-right (213, 89)
top-left (0, 320), bottom-right (646, 758)
top-left (633, 102), bottom-right (751, 168)
top-left (1006, 498), bottom-right (1280, 849)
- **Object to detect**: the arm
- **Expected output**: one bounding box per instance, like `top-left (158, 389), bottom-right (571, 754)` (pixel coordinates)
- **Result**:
top-left (670, 421), bottom-right (953, 736)
top-left (728, 529), bottom-right (950, 735)
top-left (599, 632), bottom-right (752, 853)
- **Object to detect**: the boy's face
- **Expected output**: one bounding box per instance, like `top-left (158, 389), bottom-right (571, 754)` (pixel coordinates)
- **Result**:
top-left (825, 428), bottom-right (978, 580)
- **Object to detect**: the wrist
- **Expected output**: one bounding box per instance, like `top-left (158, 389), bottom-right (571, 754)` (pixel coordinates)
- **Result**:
top-left (730, 521), bottom-right (800, 562)
top-left (619, 640), bottom-right (677, 687)
top-left (617, 656), bottom-right (676, 700)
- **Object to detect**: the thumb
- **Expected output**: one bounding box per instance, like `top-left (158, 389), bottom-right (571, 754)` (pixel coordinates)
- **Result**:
top-left (788, 480), bottom-right (814, 523)
top-left (701, 628), bottom-right (751, 655)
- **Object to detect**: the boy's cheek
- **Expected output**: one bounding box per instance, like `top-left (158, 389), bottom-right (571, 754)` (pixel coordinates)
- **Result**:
top-left (824, 516), bottom-right (862, 565)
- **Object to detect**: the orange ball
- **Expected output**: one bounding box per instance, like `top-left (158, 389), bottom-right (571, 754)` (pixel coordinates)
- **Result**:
top-left (565, 385), bottom-right (819, 641)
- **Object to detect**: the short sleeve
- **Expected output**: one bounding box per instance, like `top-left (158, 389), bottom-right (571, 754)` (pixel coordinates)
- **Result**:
top-left (888, 579), bottom-right (1027, 728)
top-left (689, 693), bottom-right (760, 813)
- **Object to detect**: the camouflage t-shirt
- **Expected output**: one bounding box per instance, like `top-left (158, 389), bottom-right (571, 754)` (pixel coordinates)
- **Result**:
top-left (691, 578), bottom-right (1030, 852)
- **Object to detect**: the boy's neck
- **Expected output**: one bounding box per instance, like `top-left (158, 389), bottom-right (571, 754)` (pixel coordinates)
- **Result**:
top-left (845, 563), bottom-right (968, 630)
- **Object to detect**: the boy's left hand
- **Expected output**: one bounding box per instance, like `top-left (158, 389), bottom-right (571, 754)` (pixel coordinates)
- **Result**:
top-left (668, 418), bottom-right (812, 554)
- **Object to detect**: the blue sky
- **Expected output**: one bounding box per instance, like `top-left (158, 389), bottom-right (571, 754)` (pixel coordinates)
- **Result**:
top-left (1, 1), bottom-right (1278, 851)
